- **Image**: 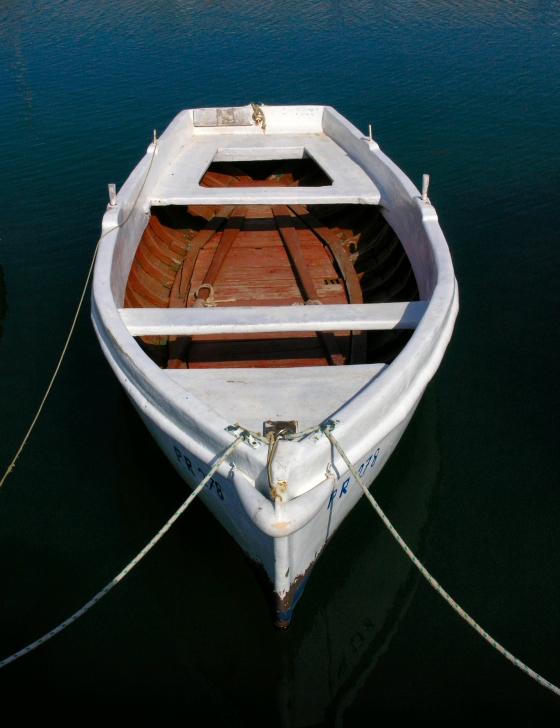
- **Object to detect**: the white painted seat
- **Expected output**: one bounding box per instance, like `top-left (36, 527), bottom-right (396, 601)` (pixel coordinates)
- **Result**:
top-left (148, 132), bottom-right (381, 208)
top-left (118, 301), bottom-right (427, 337)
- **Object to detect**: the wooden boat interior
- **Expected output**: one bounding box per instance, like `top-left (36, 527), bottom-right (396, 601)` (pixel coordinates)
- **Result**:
top-left (124, 161), bottom-right (419, 368)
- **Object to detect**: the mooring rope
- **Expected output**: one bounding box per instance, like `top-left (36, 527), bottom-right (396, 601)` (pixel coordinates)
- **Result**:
top-left (322, 425), bottom-right (560, 697)
top-left (0, 433), bottom-right (246, 668)
top-left (0, 134), bottom-right (159, 490)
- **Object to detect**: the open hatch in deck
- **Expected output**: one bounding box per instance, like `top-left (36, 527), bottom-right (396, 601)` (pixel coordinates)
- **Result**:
top-left (148, 132), bottom-right (381, 207)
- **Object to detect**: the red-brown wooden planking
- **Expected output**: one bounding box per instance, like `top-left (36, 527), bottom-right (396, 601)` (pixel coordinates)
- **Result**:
top-left (129, 257), bottom-right (173, 292)
top-left (149, 215), bottom-right (190, 256)
top-left (245, 205), bottom-right (274, 219)
top-left (128, 278), bottom-right (169, 308)
top-left (142, 224), bottom-right (184, 267)
top-left (188, 357), bottom-right (329, 369)
top-left (135, 243), bottom-right (177, 283)
top-left (193, 206), bottom-right (247, 306)
top-left (124, 197), bottom-right (366, 368)
top-left (289, 205), bottom-right (368, 364)
top-left (187, 204), bottom-right (218, 221)
top-left (125, 287), bottom-right (151, 309)
top-left (125, 282), bottom-right (167, 346)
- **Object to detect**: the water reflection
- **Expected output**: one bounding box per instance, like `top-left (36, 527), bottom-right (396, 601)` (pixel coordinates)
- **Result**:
top-left (113, 387), bottom-right (441, 726)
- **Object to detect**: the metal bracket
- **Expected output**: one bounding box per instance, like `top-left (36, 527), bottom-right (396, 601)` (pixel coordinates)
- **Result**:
top-left (108, 183), bottom-right (117, 208)
top-left (421, 174), bottom-right (431, 204)
top-left (225, 425), bottom-right (261, 449)
top-left (310, 419), bottom-right (340, 443)
top-left (263, 420), bottom-right (297, 437)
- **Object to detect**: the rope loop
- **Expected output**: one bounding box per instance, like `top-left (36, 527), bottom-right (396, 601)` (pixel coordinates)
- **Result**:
top-left (250, 102), bottom-right (266, 131)
top-left (265, 428), bottom-right (293, 499)
top-left (193, 283), bottom-right (217, 307)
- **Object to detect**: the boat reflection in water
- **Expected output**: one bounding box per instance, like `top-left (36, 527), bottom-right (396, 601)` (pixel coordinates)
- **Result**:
top-left (276, 387), bottom-right (440, 726)
top-left (114, 383), bottom-right (440, 726)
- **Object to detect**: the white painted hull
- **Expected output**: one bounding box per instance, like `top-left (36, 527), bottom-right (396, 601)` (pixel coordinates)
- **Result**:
top-left (91, 104), bottom-right (458, 623)
top-left (93, 300), bottom-right (443, 622)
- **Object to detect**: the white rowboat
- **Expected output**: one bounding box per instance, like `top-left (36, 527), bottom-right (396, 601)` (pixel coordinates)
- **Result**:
top-left (92, 104), bottom-right (458, 626)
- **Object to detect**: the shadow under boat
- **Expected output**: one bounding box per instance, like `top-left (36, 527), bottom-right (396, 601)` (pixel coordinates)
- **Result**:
top-left (112, 379), bottom-right (441, 727)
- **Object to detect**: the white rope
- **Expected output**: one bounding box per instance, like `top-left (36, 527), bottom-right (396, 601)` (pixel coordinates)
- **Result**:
top-left (0, 433), bottom-right (245, 668)
top-left (324, 426), bottom-right (560, 698)
top-left (0, 136), bottom-right (159, 490)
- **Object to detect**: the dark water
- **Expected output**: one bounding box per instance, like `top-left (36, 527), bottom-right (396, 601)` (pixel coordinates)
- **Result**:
top-left (1, 1), bottom-right (559, 722)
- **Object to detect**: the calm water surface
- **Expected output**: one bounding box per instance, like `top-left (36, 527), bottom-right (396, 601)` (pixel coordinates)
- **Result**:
top-left (0, 1), bottom-right (559, 723)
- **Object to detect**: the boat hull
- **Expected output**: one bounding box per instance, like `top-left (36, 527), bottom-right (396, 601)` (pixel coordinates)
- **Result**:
top-left (92, 105), bottom-right (459, 625)
top-left (136, 395), bottom-right (417, 625)
top-left (97, 316), bottom-right (422, 623)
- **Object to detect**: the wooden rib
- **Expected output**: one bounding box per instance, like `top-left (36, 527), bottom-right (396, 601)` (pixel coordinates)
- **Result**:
top-left (360, 249), bottom-right (408, 294)
top-left (288, 205), bottom-right (362, 301)
top-left (125, 287), bottom-right (167, 346)
top-left (193, 206), bottom-right (247, 307)
top-left (169, 206), bottom-right (235, 308)
top-left (273, 205), bottom-right (344, 366)
top-left (289, 204), bottom-right (367, 364)
top-left (167, 206), bottom-right (235, 369)
top-left (168, 207), bottom-right (247, 368)
top-left (272, 207), bottom-right (319, 300)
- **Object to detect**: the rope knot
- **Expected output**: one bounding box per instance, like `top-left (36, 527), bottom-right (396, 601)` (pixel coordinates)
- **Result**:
top-left (251, 103), bottom-right (266, 131)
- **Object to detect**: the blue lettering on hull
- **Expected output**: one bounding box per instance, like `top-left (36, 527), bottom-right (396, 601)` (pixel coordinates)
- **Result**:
top-left (173, 444), bottom-right (225, 501)
top-left (327, 448), bottom-right (380, 509)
